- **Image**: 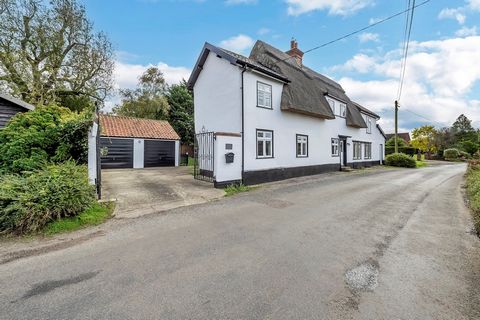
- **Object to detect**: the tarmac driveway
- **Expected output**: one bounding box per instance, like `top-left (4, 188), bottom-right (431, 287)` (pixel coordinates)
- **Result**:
top-left (101, 167), bottom-right (225, 218)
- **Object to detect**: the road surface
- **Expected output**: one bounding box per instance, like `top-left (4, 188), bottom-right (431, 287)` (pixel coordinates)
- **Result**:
top-left (1, 163), bottom-right (479, 319)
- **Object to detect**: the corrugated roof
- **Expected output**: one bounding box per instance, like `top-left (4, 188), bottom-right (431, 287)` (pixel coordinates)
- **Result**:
top-left (100, 115), bottom-right (180, 140)
top-left (0, 92), bottom-right (35, 111)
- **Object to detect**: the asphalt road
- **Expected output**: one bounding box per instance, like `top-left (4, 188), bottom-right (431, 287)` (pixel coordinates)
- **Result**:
top-left (1, 163), bottom-right (479, 319)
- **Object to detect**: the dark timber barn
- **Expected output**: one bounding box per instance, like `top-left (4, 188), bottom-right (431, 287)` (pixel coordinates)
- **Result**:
top-left (0, 92), bottom-right (35, 128)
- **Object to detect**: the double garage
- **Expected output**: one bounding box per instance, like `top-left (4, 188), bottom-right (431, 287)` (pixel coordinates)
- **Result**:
top-left (99, 115), bottom-right (180, 169)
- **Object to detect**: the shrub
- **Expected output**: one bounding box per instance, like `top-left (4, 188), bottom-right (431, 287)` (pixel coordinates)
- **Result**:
top-left (384, 153), bottom-right (416, 168)
top-left (385, 146), bottom-right (417, 156)
top-left (465, 162), bottom-right (480, 234)
top-left (0, 105), bottom-right (92, 174)
top-left (444, 148), bottom-right (460, 160)
top-left (0, 161), bottom-right (95, 234)
top-left (459, 150), bottom-right (471, 160)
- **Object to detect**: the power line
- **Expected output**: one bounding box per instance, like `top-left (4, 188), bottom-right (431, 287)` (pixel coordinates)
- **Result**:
top-left (276, 0), bottom-right (432, 64)
top-left (397, 0), bottom-right (411, 99)
top-left (402, 108), bottom-right (449, 126)
top-left (397, 0), bottom-right (416, 101)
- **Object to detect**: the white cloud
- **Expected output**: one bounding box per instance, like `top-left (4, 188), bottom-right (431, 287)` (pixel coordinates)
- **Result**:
top-left (257, 27), bottom-right (271, 35)
top-left (468, 0), bottom-right (480, 11)
top-left (358, 32), bottom-right (379, 43)
top-left (225, 0), bottom-right (257, 4)
top-left (438, 7), bottom-right (466, 24)
top-left (368, 17), bottom-right (383, 25)
top-left (103, 60), bottom-right (191, 112)
top-left (219, 34), bottom-right (254, 53)
top-left (455, 26), bottom-right (478, 37)
top-left (331, 36), bottom-right (480, 131)
top-left (286, 0), bottom-right (374, 16)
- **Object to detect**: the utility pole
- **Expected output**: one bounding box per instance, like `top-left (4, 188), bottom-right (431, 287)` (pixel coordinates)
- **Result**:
top-left (394, 100), bottom-right (399, 153)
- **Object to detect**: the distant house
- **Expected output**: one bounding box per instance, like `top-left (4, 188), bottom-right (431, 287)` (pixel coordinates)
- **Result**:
top-left (188, 39), bottom-right (386, 187)
top-left (386, 132), bottom-right (411, 143)
top-left (0, 92), bottom-right (35, 128)
top-left (99, 115), bottom-right (180, 169)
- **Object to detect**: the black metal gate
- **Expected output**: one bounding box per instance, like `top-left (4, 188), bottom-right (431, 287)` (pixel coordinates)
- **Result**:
top-left (194, 132), bottom-right (214, 182)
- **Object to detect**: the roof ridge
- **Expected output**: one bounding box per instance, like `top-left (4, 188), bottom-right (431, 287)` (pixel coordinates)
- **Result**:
top-left (100, 114), bottom-right (169, 123)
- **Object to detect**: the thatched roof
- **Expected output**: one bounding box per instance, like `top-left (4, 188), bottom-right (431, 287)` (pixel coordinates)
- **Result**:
top-left (249, 41), bottom-right (367, 127)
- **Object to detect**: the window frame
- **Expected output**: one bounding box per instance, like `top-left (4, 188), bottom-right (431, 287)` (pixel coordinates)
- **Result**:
top-left (331, 138), bottom-right (340, 157)
top-left (339, 103), bottom-right (347, 118)
top-left (366, 117), bottom-right (372, 134)
top-left (256, 81), bottom-right (273, 109)
top-left (326, 97), bottom-right (335, 114)
top-left (364, 142), bottom-right (372, 159)
top-left (353, 141), bottom-right (362, 160)
top-left (296, 134), bottom-right (308, 158)
top-left (256, 129), bottom-right (274, 159)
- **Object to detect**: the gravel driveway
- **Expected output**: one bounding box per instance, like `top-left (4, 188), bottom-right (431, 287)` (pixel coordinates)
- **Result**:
top-left (1, 162), bottom-right (479, 319)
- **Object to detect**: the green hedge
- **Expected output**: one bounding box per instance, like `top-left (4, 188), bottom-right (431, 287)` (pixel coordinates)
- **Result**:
top-left (384, 153), bottom-right (416, 168)
top-left (385, 146), bottom-right (417, 156)
top-left (465, 161), bottom-right (480, 235)
top-left (444, 148), bottom-right (460, 159)
top-left (0, 161), bottom-right (95, 234)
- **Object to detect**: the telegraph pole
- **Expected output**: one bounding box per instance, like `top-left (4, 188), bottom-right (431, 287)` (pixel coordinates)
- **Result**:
top-left (394, 100), bottom-right (399, 153)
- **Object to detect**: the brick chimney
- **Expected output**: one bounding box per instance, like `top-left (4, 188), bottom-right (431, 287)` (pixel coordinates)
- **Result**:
top-left (286, 38), bottom-right (304, 66)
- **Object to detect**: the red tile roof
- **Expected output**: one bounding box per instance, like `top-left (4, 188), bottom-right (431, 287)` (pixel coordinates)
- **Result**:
top-left (100, 115), bottom-right (180, 140)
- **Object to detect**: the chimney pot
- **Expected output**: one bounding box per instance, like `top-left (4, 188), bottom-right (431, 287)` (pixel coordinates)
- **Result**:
top-left (286, 38), bottom-right (304, 66)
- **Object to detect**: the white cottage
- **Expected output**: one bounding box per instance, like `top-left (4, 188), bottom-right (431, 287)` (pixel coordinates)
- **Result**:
top-left (187, 40), bottom-right (386, 187)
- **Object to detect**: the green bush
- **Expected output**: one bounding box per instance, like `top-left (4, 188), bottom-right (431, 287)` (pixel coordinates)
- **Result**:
top-left (465, 161), bottom-right (480, 235)
top-left (384, 153), bottom-right (416, 168)
top-left (385, 146), bottom-right (417, 156)
top-left (459, 150), bottom-right (471, 159)
top-left (0, 161), bottom-right (95, 234)
top-left (444, 148), bottom-right (460, 160)
top-left (0, 105), bottom-right (92, 174)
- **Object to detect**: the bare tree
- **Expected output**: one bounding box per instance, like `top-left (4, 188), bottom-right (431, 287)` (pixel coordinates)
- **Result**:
top-left (0, 0), bottom-right (114, 107)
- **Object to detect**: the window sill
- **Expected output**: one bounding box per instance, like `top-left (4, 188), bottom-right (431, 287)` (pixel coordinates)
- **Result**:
top-left (296, 155), bottom-right (308, 158)
top-left (256, 105), bottom-right (273, 110)
top-left (256, 156), bottom-right (274, 159)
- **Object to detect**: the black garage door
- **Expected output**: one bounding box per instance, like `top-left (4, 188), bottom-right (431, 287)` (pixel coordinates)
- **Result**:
top-left (144, 140), bottom-right (175, 167)
top-left (100, 138), bottom-right (134, 169)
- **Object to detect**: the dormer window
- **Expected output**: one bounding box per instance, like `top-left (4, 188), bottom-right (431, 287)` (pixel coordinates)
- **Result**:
top-left (366, 117), bottom-right (372, 134)
top-left (326, 96), bottom-right (346, 118)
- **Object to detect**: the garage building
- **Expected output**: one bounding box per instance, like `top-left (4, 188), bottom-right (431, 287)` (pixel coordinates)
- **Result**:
top-left (99, 115), bottom-right (180, 169)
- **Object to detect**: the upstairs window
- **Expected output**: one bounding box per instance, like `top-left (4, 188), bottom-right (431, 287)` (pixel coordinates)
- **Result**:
top-left (331, 138), bottom-right (339, 156)
top-left (296, 134), bottom-right (308, 157)
top-left (257, 129), bottom-right (273, 158)
top-left (353, 141), bottom-right (362, 160)
top-left (366, 117), bottom-right (372, 134)
top-left (257, 82), bottom-right (272, 109)
top-left (339, 103), bottom-right (347, 118)
top-left (327, 97), bottom-right (335, 114)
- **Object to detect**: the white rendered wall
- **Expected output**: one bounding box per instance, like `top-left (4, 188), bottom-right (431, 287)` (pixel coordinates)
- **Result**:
top-left (87, 123), bottom-right (98, 185)
top-left (193, 52), bottom-right (242, 134)
top-left (214, 135), bottom-right (242, 183)
top-left (133, 139), bottom-right (144, 169)
top-left (175, 140), bottom-right (180, 167)
top-left (242, 71), bottom-right (385, 172)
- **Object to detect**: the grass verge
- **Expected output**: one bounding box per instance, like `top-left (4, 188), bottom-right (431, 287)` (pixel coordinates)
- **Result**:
top-left (465, 162), bottom-right (480, 235)
top-left (224, 184), bottom-right (255, 197)
top-left (42, 202), bottom-right (115, 236)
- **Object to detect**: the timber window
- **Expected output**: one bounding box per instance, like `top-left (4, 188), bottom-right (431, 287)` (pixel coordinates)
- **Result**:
top-left (331, 138), bottom-right (339, 156)
top-left (364, 142), bottom-right (372, 159)
top-left (296, 134), bottom-right (308, 157)
top-left (353, 141), bottom-right (362, 160)
top-left (257, 82), bottom-right (272, 109)
top-left (256, 129), bottom-right (273, 158)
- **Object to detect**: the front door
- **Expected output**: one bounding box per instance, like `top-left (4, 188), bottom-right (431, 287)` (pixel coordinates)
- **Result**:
top-left (340, 139), bottom-right (347, 166)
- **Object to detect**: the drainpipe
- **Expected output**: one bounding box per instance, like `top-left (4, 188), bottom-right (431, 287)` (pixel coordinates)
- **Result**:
top-left (241, 66), bottom-right (246, 183)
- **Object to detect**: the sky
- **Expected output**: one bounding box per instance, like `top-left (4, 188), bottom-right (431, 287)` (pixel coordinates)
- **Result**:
top-left (82, 0), bottom-right (480, 133)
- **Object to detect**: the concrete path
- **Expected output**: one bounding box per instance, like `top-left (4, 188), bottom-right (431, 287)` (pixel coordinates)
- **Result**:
top-left (101, 167), bottom-right (225, 218)
top-left (1, 163), bottom-right (479, 319)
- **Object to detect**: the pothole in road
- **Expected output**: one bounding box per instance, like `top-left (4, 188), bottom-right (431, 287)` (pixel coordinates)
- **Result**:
top-left (345, 260), bottom-right (379, 292)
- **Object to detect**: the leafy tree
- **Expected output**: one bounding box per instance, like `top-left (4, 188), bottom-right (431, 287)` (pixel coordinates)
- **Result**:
top-left (0, 105), bottom-right (92, 174)
top-left (0, 0), bottom-right (114, 109)
top-left (460, 140), bottom-right (478, 155)
top-left (411, 125), bottom-right (437, 153)
top-left (386, 137), bottom-right (408, 148)
top-left (166, 80), bottom-right (194, 146)
top-left (434, 127), bottom-right (455, 152)
top-left (451, 114), bottom-right (476, 143)
top-left (113, 67), bottom-right (170, 120)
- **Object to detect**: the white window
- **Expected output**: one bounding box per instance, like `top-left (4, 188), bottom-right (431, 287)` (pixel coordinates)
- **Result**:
top-left (257, 129), bottom-right (273, 158)
top-left (339, 103), bottom-right (347, 117)
top-left (296, 135), bottom-right (308, 157)
top-left (366, 117), bottom-right (372, 134)
top-left (353, 141), bottom-right (362, 160)
top-left (364, 142), bottom-right (372, 159)
top-left (331, 138), bottom-right (339, 156)
top-left (257, 82), bottom-right (272, 109)
top-left (327, 97), bottom-right (335, 114)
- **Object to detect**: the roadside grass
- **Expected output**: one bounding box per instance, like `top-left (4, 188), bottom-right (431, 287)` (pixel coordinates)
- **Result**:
top-left (224, 183), bottom-right (255, 196)
top-left (465, 162), bottom-right (480, 235)
top-left (42, 202), bottom-right (115, 236)
top-left (410, 154), bottom-right (428, 168)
